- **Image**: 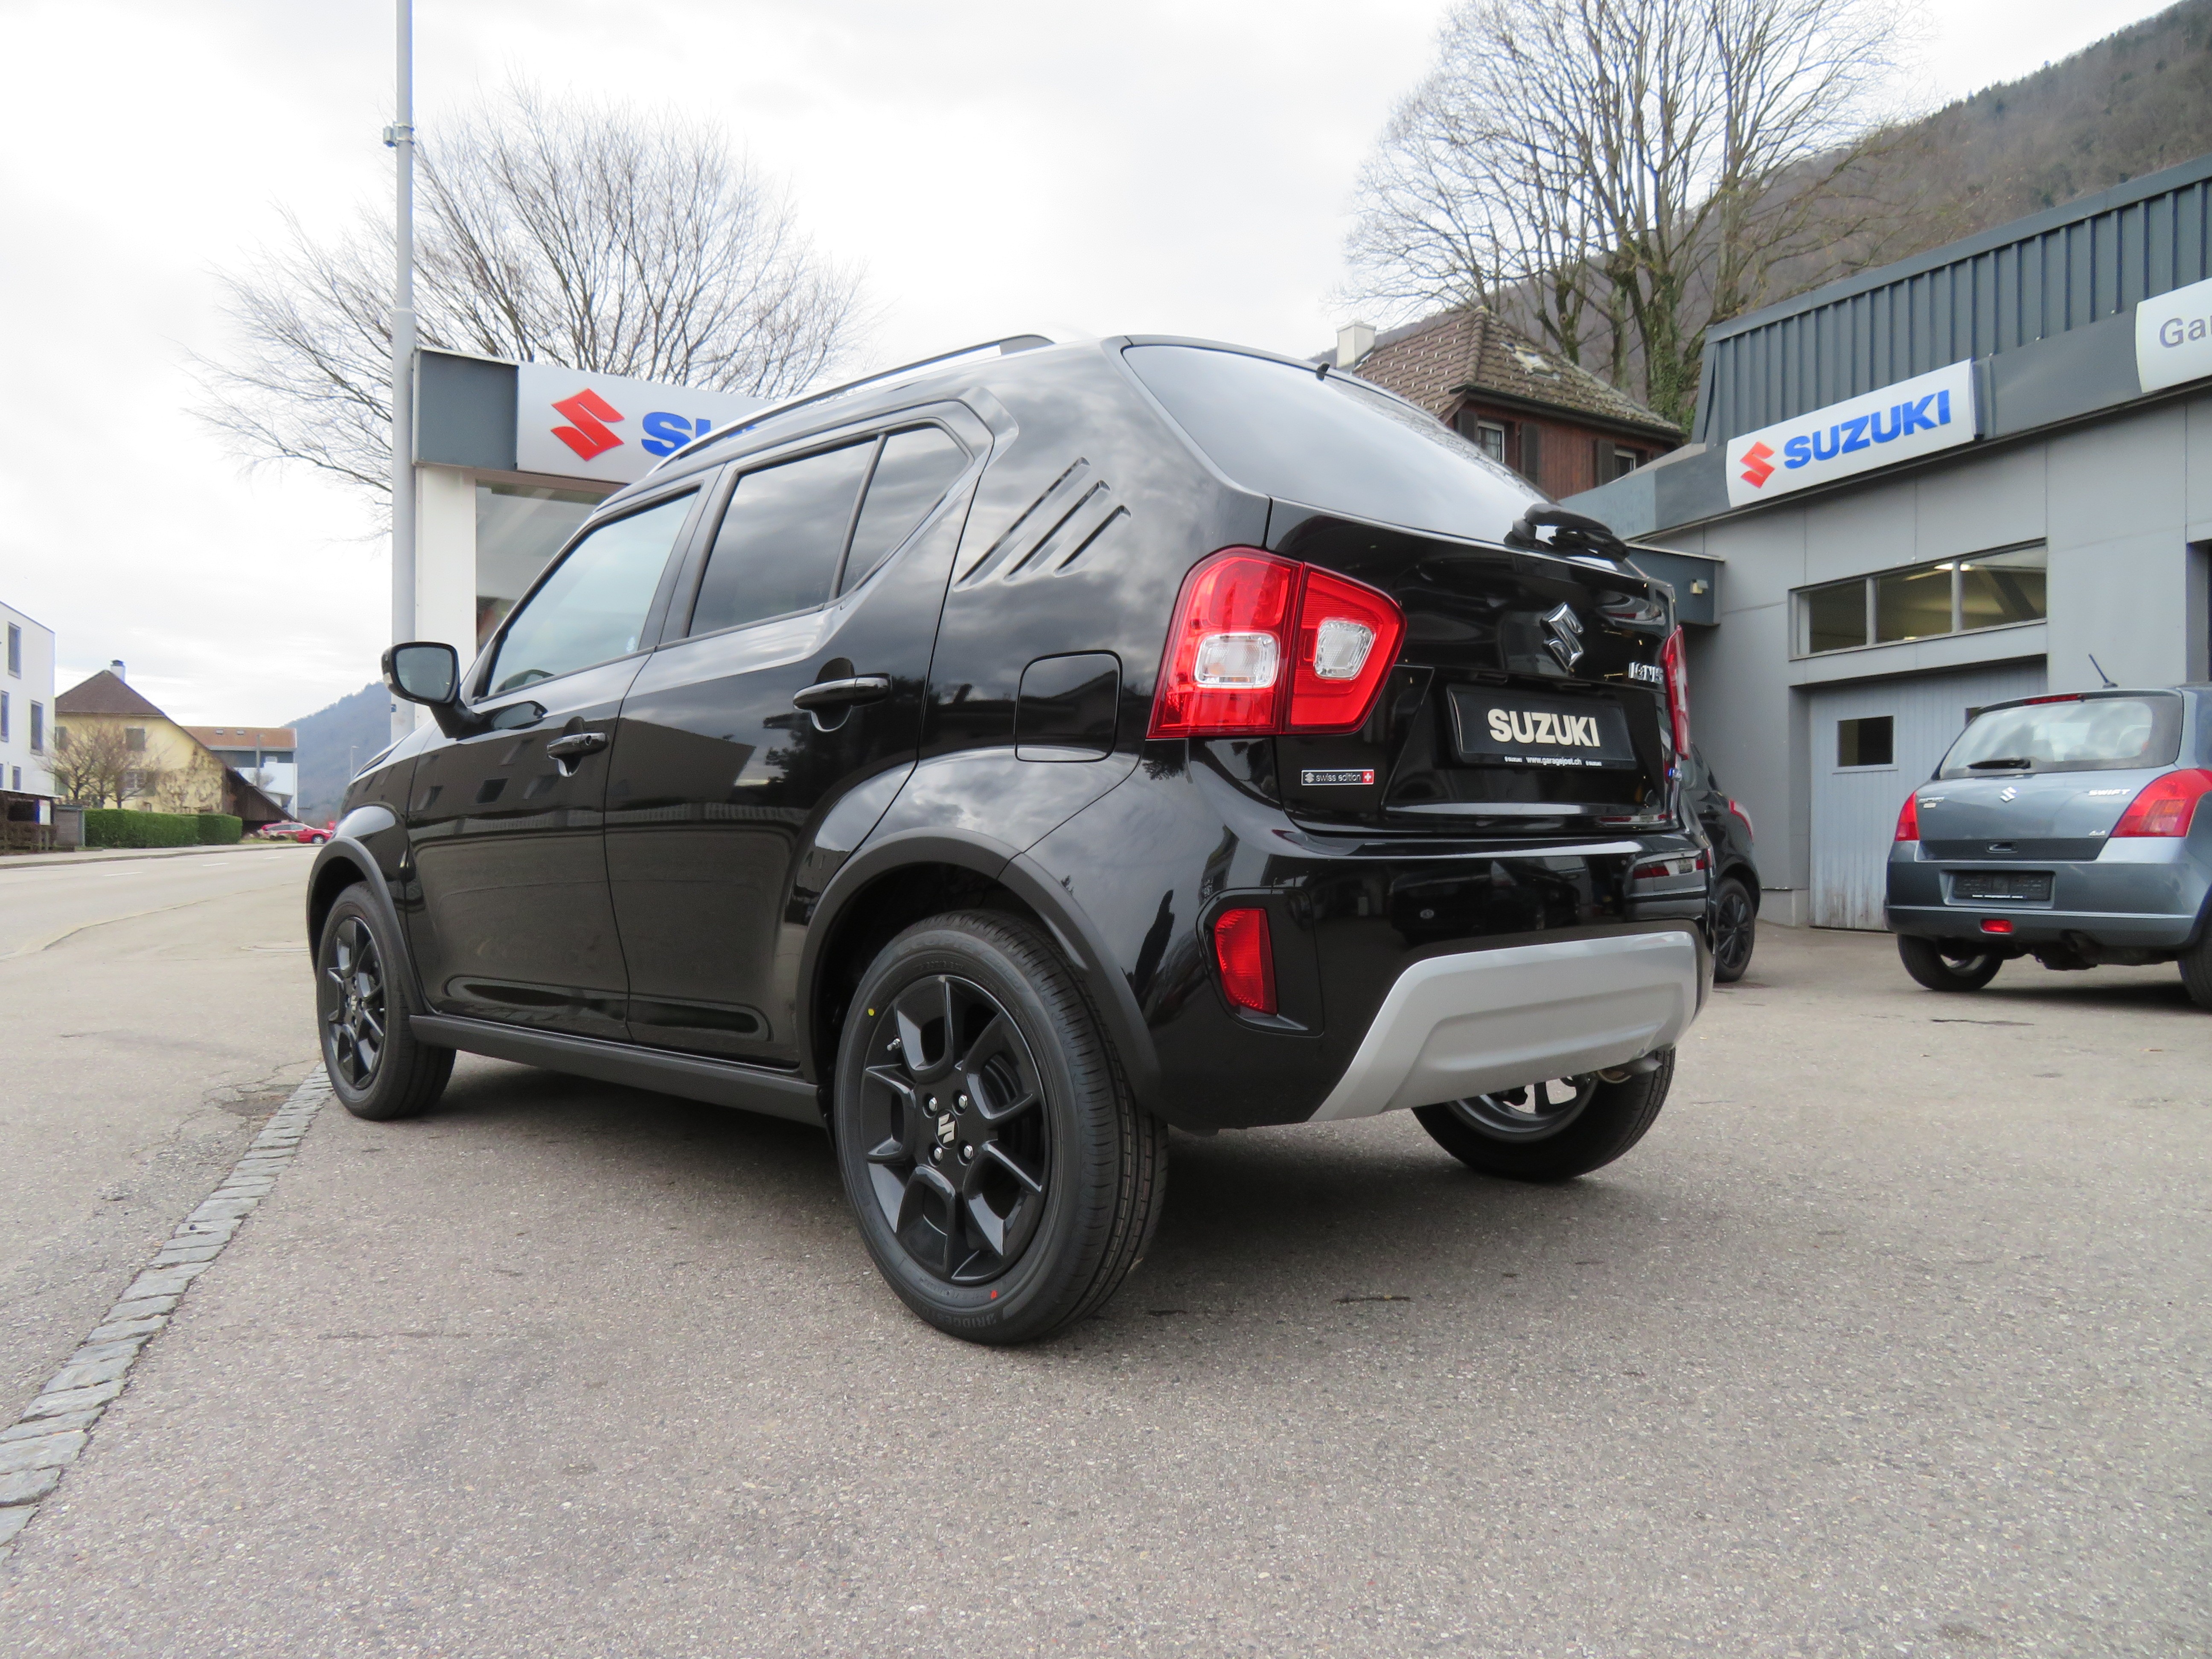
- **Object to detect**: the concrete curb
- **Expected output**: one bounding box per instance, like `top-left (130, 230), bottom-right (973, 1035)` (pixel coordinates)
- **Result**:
top-left (0, 1068), bottom-right (334, 1559)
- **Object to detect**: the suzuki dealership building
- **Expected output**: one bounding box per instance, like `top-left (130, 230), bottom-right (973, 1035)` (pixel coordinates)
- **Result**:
top-left (1569, 153), bottom-right (2212, 930)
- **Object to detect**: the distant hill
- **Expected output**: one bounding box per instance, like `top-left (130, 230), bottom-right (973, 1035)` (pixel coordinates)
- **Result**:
top-left (289, 682), bottom-right (388, 823)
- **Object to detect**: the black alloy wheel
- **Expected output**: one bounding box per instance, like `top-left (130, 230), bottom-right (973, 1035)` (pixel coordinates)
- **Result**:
top-left (1708, 876), bottom-right (1756, 984)
top-left (1897, 934), bottom-right (2004, 992)
top-left (833, 912), bottom-right (1166, 1344)
top-left (322, 914), bottom-right (387, 1091)
top-left (856, 973), bottom-right (1052, 1285)
top-left (315, 886), bottom-right (454, 1122)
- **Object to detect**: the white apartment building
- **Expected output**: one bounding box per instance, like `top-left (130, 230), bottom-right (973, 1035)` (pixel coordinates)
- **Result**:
top-left (0, 601), bottom-right (57, 809)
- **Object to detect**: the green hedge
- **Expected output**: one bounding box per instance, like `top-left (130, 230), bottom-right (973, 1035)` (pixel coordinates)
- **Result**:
top-left (83, 809), bottom-right (200, 848)
top-left (195, 813), bottom-right (243, 845)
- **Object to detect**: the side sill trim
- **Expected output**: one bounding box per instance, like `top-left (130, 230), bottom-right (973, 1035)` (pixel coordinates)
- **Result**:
top-left (411, 1015), bottom-right (824, 1127)
top-left (1306, 929), bottom-right (1704, 1122)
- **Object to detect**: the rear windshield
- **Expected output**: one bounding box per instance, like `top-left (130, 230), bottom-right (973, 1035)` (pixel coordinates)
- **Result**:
top-left (1938, 693), bottom-right (2183, 779)
top-left (1122, 343), bottom-right (1545, 545)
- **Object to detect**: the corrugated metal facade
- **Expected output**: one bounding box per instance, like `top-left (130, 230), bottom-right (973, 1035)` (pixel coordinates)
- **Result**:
top-left (1694, 153), bottom-right (2212, 446)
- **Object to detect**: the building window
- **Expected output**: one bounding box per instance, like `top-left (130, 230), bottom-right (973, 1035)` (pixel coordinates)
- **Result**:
top-left (1612, 445), bottom-right (1643, 480)
top-left (29, 703), bottom-right (42, 754)
top-left (0, 690), bottom-right (8, 741)
top-left (1837, 716), bottom-right (1895, 767)
top-left (1472, 421), bottom-right (1506, 463)
top-left (6, 623), bottom-right (19, 676)
top-left (125, 726), bottom-right (146, 752)
top-left (9, 766), bottom-right (17, 792)
top-left (1795, 544), bottom-right (2047, 656)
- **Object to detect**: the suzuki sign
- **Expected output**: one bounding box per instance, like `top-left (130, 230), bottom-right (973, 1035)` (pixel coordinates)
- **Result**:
top-left (1723, 360), bottom-right (1978, 509)
top-left (514, 362), bottom-right (765, 485)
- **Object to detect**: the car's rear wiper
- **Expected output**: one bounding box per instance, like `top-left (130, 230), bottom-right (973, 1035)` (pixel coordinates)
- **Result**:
top-left (1968, 757), bottom-right (2034, 770)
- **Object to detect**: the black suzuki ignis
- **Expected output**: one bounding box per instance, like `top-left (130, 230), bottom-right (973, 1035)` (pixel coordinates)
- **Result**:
top-left (311, 335), bottom-right (1711, 1343)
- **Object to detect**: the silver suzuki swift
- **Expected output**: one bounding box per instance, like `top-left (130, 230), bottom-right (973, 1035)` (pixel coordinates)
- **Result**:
top-left (1886, 687), bottom-right (2212, 1007)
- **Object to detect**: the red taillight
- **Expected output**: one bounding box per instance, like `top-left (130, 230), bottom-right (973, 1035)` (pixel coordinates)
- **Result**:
top-left (1149, 549), bottom-right (1404, 739)
top-left (1894, 792), bottom-right (1920, 842)
top-left (1212, 907), bottom-right (1277, 1014)
top-left (1288, 566), bottom-right (1406, 732)
top-left (1981, 917), bottom-right (2014, 934)
top-left (1659, 628), bottom-right (1691, 756)
top-left (2112, 768), bottom-right (2212, 838)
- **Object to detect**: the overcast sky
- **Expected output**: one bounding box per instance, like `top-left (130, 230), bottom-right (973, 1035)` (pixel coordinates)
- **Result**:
top-left (0, 0), bottom-right (2177, 726)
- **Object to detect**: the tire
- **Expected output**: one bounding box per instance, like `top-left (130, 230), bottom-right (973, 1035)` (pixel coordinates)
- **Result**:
top-left (1412, 1049), bottom-right (1674, 1182)
top-left (2180, 931), bottom-right (2212, 1010)
top-left (832, 911), bottom-right (1167, 1345)
top-left (1897, 934), bottom-right (2004, 992)
top-left (315, 885), bottom-right (454, 1121)
top-left (1708, 874), bottom-right (1757, 984)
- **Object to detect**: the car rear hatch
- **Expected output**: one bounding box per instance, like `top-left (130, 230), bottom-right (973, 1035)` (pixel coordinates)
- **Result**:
top-left (1269, 513), bottom-right (1677, 835)
top-left (1915, 691), bottom-right (2189, 860)
top-left (1117, 340), bottom-right (1681, 839)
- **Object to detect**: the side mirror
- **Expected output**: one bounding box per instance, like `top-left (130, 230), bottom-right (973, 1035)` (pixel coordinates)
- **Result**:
top-left (381, 642), bottom-right (482, 737)
top-left (384, 641), bottom-right (458, 704)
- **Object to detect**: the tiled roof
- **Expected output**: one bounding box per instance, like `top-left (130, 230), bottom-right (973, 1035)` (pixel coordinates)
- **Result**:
top-left (185, 726), bottom-right (297, 750)
top-left (55, 670), bottom-right (170, 720)
top-left (1346, 309), bottom-right (1682, 439)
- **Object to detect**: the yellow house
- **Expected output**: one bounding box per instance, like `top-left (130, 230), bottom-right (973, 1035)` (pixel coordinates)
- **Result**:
top-left (54, 664), bottom-right (242, 815)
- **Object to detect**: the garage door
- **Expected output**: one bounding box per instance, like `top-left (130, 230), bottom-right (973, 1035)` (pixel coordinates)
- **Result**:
top-left (1809, 663), bottom-right (2046, 929)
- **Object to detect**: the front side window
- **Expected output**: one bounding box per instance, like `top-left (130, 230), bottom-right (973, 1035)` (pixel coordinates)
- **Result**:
top-left (688, 442), bottom-right (874, 637)
top-left (1939, 693), bottom-right (2181, 779)
top-left (486, 490), bottom-right (696, 696)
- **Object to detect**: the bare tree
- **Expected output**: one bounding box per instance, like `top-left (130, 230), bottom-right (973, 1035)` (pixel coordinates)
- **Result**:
top-left (199, 83), bottom-right (866, 498)
top-left (1344, 0), bottom-right (1914, 427)
top-left (51, 726), bottom-right (141, 809)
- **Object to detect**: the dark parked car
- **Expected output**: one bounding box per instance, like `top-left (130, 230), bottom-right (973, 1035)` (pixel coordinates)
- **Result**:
top-left (1682, 745), bottom-right (1759, 983)
top-left (1887, 686), bottom-right (2212, 1004)
top-left (311, 335), bottom-right (1711, 1343)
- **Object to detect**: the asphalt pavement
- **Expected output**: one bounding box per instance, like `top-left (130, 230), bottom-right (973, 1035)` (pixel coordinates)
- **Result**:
top-left (0, 845), bottom-right (320, 1418)
top-left (0, 861), bottom-right (2204, 1656)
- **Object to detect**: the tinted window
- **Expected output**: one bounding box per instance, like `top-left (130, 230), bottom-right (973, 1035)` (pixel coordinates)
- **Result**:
top-left (690, 442), bottom-right (874, 636)
top-left (842, 427), bottom-right (969, 593)
top-left (1939, 694), bottom-right (2183, 778)
top-left (487, 491), bottom-right (694, 696)
top-left (1123, 344), bottom-right (1543, 544)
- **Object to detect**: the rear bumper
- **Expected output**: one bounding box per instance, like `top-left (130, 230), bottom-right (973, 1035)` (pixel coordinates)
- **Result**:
top-left (1886, 842), bottom-right (2210, 950)
top-left (1306, 928), bottom-right (1706, 1121)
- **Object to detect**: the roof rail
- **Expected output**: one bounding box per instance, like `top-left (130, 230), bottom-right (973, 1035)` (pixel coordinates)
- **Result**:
top-left (655, 334), bottom-right (1056, 471)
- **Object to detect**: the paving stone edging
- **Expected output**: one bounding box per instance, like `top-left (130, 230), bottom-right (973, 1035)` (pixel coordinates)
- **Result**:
top-left (0, 1067), bottom-right (333, 1558)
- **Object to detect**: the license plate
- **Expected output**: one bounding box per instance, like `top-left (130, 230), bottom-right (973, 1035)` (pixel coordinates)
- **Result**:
top-left (1447, 687), bottom-right (1637, 769)
top-left (1949, 871), bottom-right (2052, 902)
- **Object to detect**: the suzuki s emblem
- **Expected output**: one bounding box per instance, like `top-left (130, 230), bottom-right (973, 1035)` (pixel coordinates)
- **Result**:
top-left (1540, 603), bottom-right (1585, 672)
top-left (1999, 786), bottom-right (2019, 802)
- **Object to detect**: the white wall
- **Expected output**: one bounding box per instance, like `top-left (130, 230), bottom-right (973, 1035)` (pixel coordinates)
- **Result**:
top-left (0, 601), bottom-right (58, 798)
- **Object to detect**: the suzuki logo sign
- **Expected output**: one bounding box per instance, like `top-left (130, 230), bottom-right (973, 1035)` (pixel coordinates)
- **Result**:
top-left (1723, 360), bottom-right (1978, 509)
top-left (515, 362), bottom-right (765, 484)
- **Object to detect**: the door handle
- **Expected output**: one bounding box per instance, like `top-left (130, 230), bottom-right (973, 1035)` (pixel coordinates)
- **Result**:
top-left (791, 675), bottom-right (891, 713)
top-left (544, 731), bottom-right (609, 774)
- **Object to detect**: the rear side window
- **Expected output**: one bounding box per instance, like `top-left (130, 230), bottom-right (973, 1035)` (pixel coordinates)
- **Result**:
top-left (842, 427), bottom-right (969, 593)
top-left (690, 442), bottom-right (874, 636)
top-left (1122, 344), bottom-right (1544, 545)
top-left (1938, 694), bottom-right (2182, 778)
top-left (488, 491), bottom-right (696, 696)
